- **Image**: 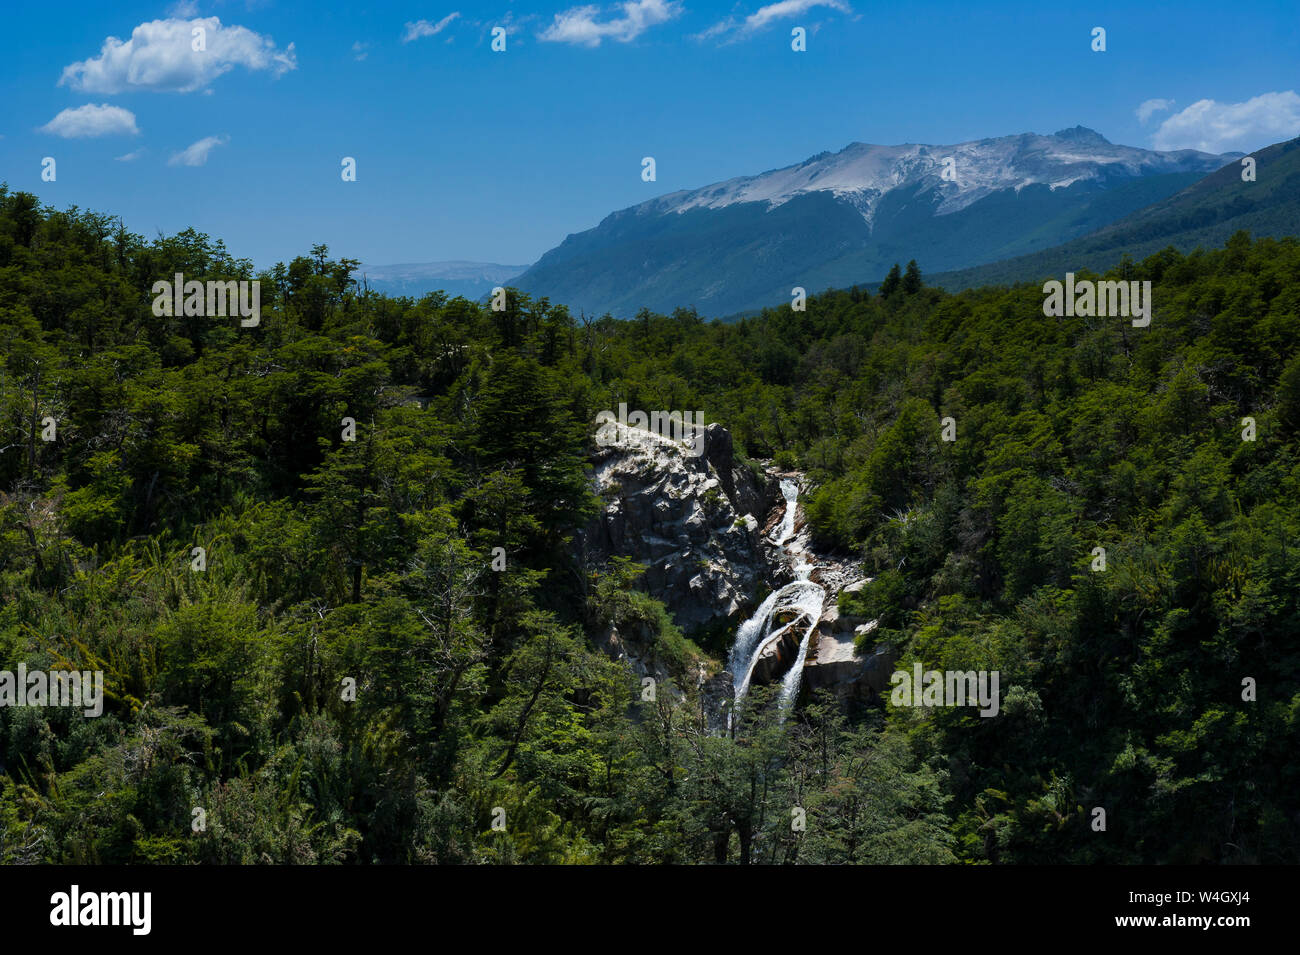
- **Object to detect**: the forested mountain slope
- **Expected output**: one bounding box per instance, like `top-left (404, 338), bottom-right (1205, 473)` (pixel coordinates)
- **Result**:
top-left (933, 135), bottom-right (1300, 291)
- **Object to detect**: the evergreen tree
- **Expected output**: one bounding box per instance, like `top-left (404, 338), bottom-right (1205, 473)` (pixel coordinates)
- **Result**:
top-left (902, 258), bottom-right (923, 294)
top-left (879, 262), bottom-right (902, 297)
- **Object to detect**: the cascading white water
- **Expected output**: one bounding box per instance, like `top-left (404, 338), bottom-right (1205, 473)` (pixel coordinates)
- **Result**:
top-left (775, 479), bottom-right (799, 548)
top-left (728, 588), bottom-right (782, 691)
top-left (728, 477), bottom-right (823, 718)
top-left (778, 600), bottom-right (819, 709)
top-left (777, 478), bottom-right (816, 583)
top-left (731, 581), bottom-right (822, 702)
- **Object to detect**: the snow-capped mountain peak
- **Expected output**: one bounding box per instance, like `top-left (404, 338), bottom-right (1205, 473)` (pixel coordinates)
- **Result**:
top-left (648, 128), bottom-right (1235, 228)
top-left (515, 125), bottom-right (1242, 319)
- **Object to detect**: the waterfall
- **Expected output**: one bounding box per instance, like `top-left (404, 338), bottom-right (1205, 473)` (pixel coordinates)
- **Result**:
top-left (776, 478), bottom-right (815, 582)
top-left (731, 581), bottom-right (822, 702)
top-left (778, 606), bottom-right (818, 709)
top-left (728, 477), bottom-right (823, 720)
top-left (728, 588), bottom-right (783, 691)
top-left (775, 479), bottom-right (799, 549)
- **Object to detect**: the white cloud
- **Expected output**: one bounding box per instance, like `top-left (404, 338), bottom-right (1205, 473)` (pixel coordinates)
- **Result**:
top-left (115, 148), bottom-right (147, 161)
top-left (1152, 91), bottom-right (1300, 153)
top-left (697, 0), bottom-right (850, 42)
top-left (60, 17), bottom-right (296, 93)
top-left (403, 13), bottom-right (460, 43)
top-left (168, 134), bottom-right (228, 166)
top-left (352, 41), bottom-right (370, 60)
top-left (693, 17), bottom-right (738, 41)
top-left (539, 0), bottom-right (682, 47)
top-left (1135, 98), bottom-right (1174, 125)
top-left (39, 103), bottom-right (140, 138)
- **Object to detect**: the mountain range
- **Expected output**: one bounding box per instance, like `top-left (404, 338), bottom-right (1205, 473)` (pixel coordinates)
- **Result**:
top-left (370, 129), bottom-right (1299, 316)
top-left (931, 134), bottom-right (1300, 290)
top-left (356, 260), bottom-right (528, 300)
top-left (511, 127), bottom-right (1239, 317)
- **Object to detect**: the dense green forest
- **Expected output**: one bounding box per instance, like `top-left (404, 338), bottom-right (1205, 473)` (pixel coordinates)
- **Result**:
top-left (0, 184), bottom-right (1297, 864)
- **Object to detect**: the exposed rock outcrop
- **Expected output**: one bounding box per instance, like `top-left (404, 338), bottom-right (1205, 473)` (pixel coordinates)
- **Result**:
top-left (582, 436), bottom-right (889, 710)
top-left (804, 577), bottom-right (896, 701)
top-left (749, 621), bottom-right (802, 685)
top-left (580, 422), bottom-right (779, 637)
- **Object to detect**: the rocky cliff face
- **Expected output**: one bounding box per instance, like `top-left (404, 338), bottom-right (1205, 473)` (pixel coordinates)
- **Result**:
top-left (805, 580), bottom-right (898, 702)
top-left (581, 428), bottom-right (890, 708)
top-left (580, 422), bottom-right (778, 637)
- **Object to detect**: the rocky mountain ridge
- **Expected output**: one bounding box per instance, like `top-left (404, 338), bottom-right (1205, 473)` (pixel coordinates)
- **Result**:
top-left (515, 127), bottom-right (1237, 316)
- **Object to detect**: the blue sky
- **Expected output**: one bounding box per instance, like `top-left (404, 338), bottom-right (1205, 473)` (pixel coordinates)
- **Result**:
top-left (2, 0), bottom-right (1298, 270)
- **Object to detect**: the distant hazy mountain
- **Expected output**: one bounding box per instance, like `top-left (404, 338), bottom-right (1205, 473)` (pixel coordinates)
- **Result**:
top-left (931, 135), bottom-right (1300, 291)
top-left (514, 127), bottom-right (1237, 317)
top-left (358, 261), bottom-right (530, 300)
